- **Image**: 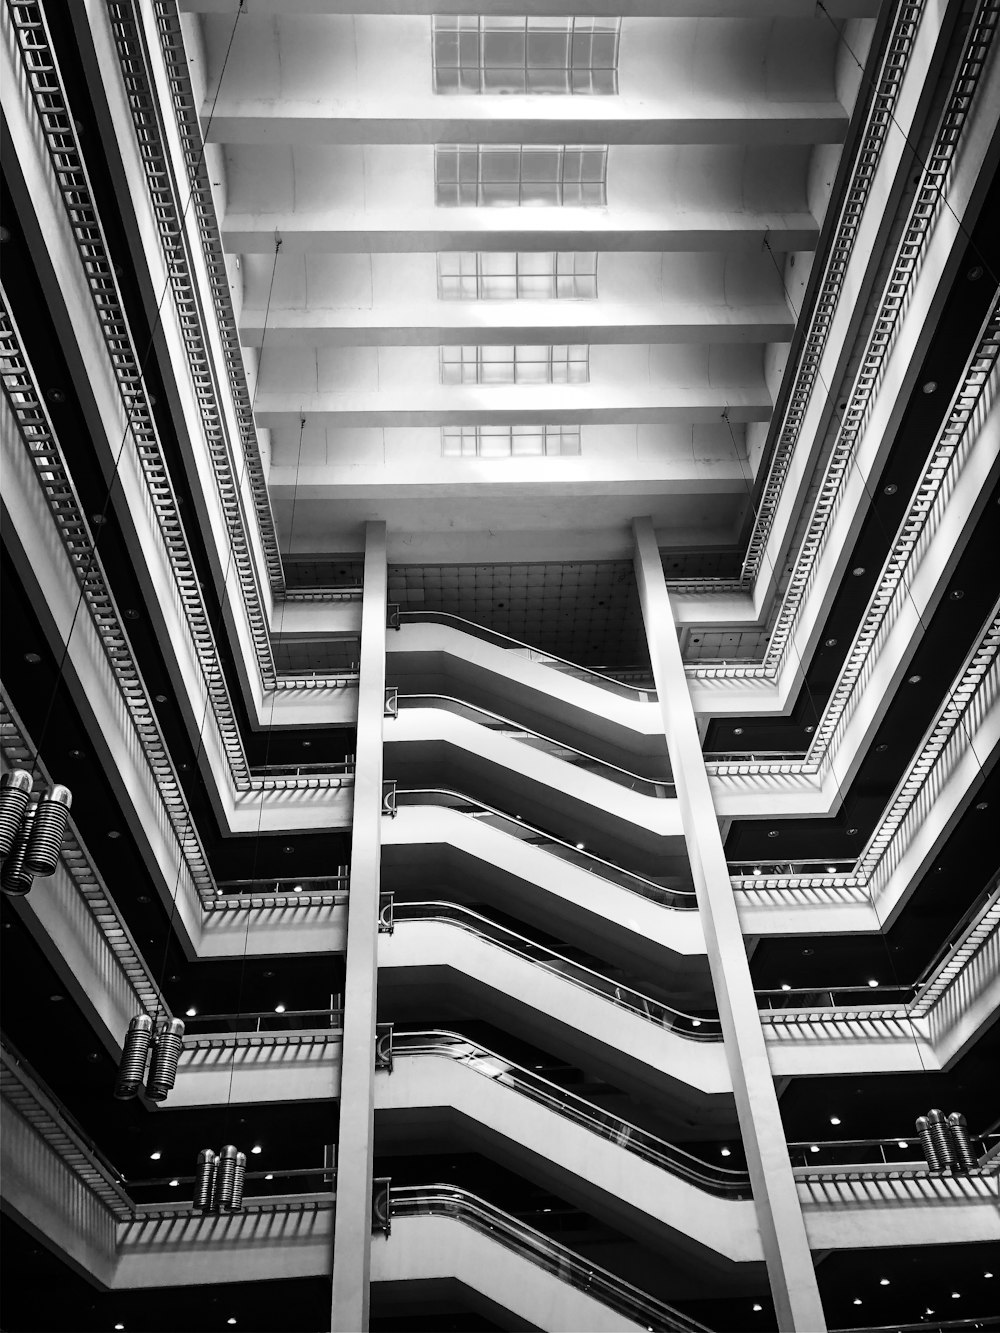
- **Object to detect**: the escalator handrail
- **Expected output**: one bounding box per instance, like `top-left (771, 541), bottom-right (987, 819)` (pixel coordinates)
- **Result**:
top-left (391, 900), bottom-right (721, 1039)
top-left (392, 785), bottom-right (697, 908)
top-left (392, 1029), bottom-right (748, 1194)
top-left (394, 692), bottom-right (674, 795)
top-left (389, 1182), bottom-right (711, 1333)
top-left (392, 610), bottom-right (658, 701)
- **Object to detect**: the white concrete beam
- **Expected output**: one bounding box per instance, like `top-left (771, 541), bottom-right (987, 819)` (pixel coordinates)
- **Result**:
top-left (182, 1), bottom-right (878, 16)
top-left (223, 211), bottom-right (820, 254)
top-left (254, 384), bottom-right (772, 427)
top-left (206, 101), bottom-right (847, 147)
top-left (239, 302), bottom-right (795, 347)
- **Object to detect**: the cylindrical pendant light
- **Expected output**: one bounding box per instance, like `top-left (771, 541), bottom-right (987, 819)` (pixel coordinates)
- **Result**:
top-left (194, 1149), bottom-right (218, 1211)
top-left (0, 770), bottom-right (33, 858)
top-left (229, 1151), bottom-right (247, 1211)
top-left (214, 1145), bottom-right (239, 1210)
top-left (946, 1112), bottom-right (977, 1173)
top-left (24, 785), bottom-right (72, 876)
top-left (1, 803), bottom-right (35, 897)
top-left (915, 1115), bottom-right (941, 1171)
top-left (114, 1014), bottom-right (154, 1099)
top-left (145, 1018), bottom-right (186, 1101)
top-left (926, 1109), bottom-right (956, 1170)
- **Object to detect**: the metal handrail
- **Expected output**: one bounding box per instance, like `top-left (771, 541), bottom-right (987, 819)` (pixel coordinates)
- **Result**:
top-left (389, 1184), bottom-right (710, 1333)
top-left (730, 858), bottom-right (857, 876)
top-left (756, 984), bottom-right (914, 1010)
top-left (391, 901), bottom-right (719, 1039)
top-left (183, 1008), bottom-right (343, 1035)
top-left (787, 1132), bottom-right (999, 1171)
top-left (392, 786), bottom-right (696, 909)
top-left (214, 872), bottom-right (349, 896)
top-left (832, 1320), bottom-right (1000, 1333)
top-left (390, 610), bottom-right (657, 701)
top-left (392, 692), bottom-right (673, 795)
top-left (707, 750), bottom-right (808, 763)
top-left (390, 1030), bottom-right (747, 1194)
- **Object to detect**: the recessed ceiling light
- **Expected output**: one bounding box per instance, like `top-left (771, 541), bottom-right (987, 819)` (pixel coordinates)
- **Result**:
top-left (691, 1018), bottom-right (701, 1027)
top-left (69, 748), bottom-right (85, 759)
top-left (752, 867), bottom-right (762, 876)
top-left (123, 609), bottom-right (139, 620)
top-left (825, 638), bottom-right (838, 647)
top-left (951, 1292), bottom-right (961, 1299)
top-left (879, 1278), bottom-right (890, 1286)
top-left (227, 1321), bottom-right (237, 1327)
top-left (292, 884), bottom-right (303, 892)
top-left (875, 743), bottom-right (888, 752)
top-left (847, 827), bottom-right (858, 835)
top-left (46, 388), bottom-right (66, 404)
top-left (23, 652), bottom-right (42, 665)
top-left (49, 994), bottom-right (64, 1003)
top-left (274, 1004), bottom-right (285, 1014)
top-left (976, 802), bottom-right (989, 811)
top-left (867, 979), bottom-right (879, 988)
top-left (169, 1178), bottom-right (179, 1187)
top-left (985, 1271), bottom-right (994, 1279)
top-left (282, 845), bottom-right (295, 854)
top-left (767, 830), bottom-right (779, 838)
top-left (853, 1299), bottom-right (863, 1306)
top-left (575, 842), bottom-right (585, 850)
top-left (114, 1325), bottom-right (125, 1331)
top-left (826, 865), bottom-right (838, 873)
top-left (949, 589), bottom-right (965, 600)
top-left (87, 1051), bottom-right (100, 1063)
top-left (265, 1173), bottom-right (274, 1180)
top-left (852, 566), bottom-right (865, 576)
top-left (752, 1304), bottom-right (763, 1313)
top-left (137, 895), bottom-right (150, 904)
top-left (185, 1007), bottom-right (197, 1017)
top-left (804, 724), bottom-right (815, 733)
top-left (263, 970), bottom-right (275, 978)
top-left (251, 1144), bottom-right (262, 1155)
top-left (154, 694), bottom-right (167, 704)
top-left (883, 483), bottom-right (898, 495)
top-left (733, 727), bottom-right (744, 735)
top-left (968, 265), bottom-right (984, 280)
top-left (149, 1151), bottom-right (161, 1161)
top-left (107, 830), bottom-right (121, 840)
top-left (922, 380), bottom-right (938, 394)
top-left (781, 983), bottom-right (791, 992)
top-left (801, 947), bottom-right (814, 956)
top-left (897, 1140), bottom-right (909, 1149)
top-left (908, 673), bottom-right (922, 684)
top-left (720, 1147), bottom-right (731, 1157)
top-left (809, 1144), bottom-right (820, 1153)
top-left (829, 1116), bottom-right (841, 1125)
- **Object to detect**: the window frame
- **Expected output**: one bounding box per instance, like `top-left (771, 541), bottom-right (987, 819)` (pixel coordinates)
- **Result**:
top-left (435, 145), bottom-right (608, 207)
top-left (440, 425), bottom-right (582, 457)
top-left (432, 16), bottom-right (621, 95)
top-left (439, 344), bottom-right (590, 385)
top-left (437, 251), bottom-right (598, 300)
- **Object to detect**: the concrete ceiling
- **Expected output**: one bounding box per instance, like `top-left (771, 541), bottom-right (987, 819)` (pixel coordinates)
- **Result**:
top-left (188, 4), bottom-right (876, 561)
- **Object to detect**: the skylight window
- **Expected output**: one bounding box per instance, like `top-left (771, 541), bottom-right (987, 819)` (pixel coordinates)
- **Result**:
top-left (437, 252), bottom-right (598, 300)
top-left (441, 425), bottom-right (581, 457)
top-left (435, 145), bottom-right (608, 206)
top-left (433, 17), bottom-right (620, 94)
top-left (440, 344), bottom-right (589, 385)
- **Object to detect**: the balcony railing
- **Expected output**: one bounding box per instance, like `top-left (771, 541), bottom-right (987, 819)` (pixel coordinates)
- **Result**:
top-left (388, 786), bottom-right (695, 909)
top-left (788, 1133), bottom-right (1000, 1174)
top-left (182, 1007), bottom-right (343, 1038)
top-left (388, 1183), bottom-right (710, 1333)
top-left (390, 901), bottom-right (719, 1040)
top-left (390, 1030), bottom-right (747, 1195)
top-left (390, 691), bottom-right (673, 795)
top-left (388, 609), bottom-right (657, 701)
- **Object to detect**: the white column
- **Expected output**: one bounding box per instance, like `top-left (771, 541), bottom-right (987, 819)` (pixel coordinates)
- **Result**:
top-left (331, 520), bottom-right (387, 1332)
top-left (631, 516), bottom-right (826, 1332)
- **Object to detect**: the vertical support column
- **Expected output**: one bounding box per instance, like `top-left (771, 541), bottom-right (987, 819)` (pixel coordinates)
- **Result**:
top-left (632, 517), bottom-right (826, 1333)
top-left (331, 521), bottom-right (387, 1333)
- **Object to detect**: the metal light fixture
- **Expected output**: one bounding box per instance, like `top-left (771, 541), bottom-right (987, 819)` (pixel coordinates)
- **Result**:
top-left (230, 1152), bottom-right (247, 1211)
top-left (23, 785), bottom-right (73, 876)
top-left (946, 1112), bottom-right (977, 1173)
top-left (214, 1145), bottom-right (239, 1210)
top-left (0, 770), bottom-right (33, 857)
top-left (145, 1018), bottom-right (186, 1101)
top-left (915, 1115), bottom-right (942, 1172)
top-left (925, 1109), bottom-right (956, 1171)
top-left (1, 804), bottom-right (36, 897)
top-left (194, 1150), bottom-right (218, 1211)
top-left (115, 1014), bottom-right (154, 1100)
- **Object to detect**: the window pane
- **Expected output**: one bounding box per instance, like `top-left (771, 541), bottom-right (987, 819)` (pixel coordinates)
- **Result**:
top-left (519, 272), bottom-right (556, 299)
top-left (520, 148), bottom-right (560, 182)
top-left (481, 272), bottom-right (519, 299)
top-left (479, 426), bottom-right (512, 457)
top-left (433, 16), bottom-right (620, 97)
top-left (511, 426), bottom-right (544, 456)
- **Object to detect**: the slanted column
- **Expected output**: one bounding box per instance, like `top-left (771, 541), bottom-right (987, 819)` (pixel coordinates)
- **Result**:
top-left (631, 516), bottom-right (825, 1333)
top-left (331, 520), bottom-right (387, 1332)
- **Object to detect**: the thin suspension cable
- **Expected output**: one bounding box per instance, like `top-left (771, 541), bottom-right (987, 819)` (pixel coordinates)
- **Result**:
top-left (24, 0), bottom-right (246, 777)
